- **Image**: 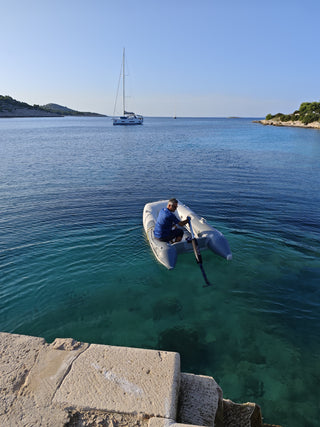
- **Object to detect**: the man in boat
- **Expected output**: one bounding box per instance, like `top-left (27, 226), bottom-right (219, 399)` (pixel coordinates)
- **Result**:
top-left (154, 198), bottom-right (189, 243)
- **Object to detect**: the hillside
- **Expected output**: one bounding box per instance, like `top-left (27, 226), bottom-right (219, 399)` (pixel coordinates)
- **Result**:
top-left (0, 96), bottom-right (106, 118)
top-left (41, 103), bottom-right (107, 117)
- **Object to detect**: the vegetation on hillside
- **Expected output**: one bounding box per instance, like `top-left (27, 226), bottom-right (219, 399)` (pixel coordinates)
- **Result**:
top-left (0, 95), bottom-right (105, 117)
top-left (266, 101), bottom-right (320, 124)
top-left (0, 95), bottom-right (54, 113)
top-left (40, 103), bottom-right (104, 116)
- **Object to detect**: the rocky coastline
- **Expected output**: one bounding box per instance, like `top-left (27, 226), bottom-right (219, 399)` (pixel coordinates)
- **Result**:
top-left (0, 107), bottom-right (62, 118)
top-left (256, 119), bottom-right (320, 129)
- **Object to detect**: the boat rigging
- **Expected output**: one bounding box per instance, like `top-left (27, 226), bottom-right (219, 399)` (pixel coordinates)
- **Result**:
top-left (113, 48), bottom-right (143, 126)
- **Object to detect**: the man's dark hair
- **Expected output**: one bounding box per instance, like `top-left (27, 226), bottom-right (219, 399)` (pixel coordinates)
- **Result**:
top-left (168, 198), bottom-right (178, 205)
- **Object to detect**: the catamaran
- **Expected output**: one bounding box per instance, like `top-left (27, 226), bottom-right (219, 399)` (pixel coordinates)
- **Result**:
top-left (113, 48), bottom-right (143, 126)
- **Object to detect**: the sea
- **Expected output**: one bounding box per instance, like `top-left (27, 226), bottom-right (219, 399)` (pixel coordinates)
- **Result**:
top-left (0, 116), bottom-right (319, 426)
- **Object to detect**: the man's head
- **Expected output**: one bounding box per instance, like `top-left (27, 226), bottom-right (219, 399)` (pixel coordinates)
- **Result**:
top-left (167, 198), bottom-right (178, 211)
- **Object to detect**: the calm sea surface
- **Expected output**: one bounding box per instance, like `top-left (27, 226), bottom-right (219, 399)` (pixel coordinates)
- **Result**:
top-left (0, 117), bottom-right (319, 426)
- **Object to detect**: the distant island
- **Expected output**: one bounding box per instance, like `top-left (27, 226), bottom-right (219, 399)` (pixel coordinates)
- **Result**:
top-left (0, 95), bottom-right (107, 118)
top-left (257, 101), bottom-right (320, 129)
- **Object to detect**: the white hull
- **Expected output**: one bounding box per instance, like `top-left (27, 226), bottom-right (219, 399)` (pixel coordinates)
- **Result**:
top-left (143, 200), bottom-right (232, 269)
top-left (113, 115), bottom-right (143, 126)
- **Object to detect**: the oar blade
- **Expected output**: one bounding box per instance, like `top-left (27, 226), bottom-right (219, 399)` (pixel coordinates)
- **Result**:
top-left (200, 264), bottom-right (212, 287)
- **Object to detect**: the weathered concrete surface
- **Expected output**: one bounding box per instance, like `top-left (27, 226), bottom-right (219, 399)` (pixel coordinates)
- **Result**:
top-left (53, 343), bottom-right (181, 419)
top-left (222, 399), bottom-right (262, 427)
top-left (0, 333), bottom-right (180, 426)
top-left (0, 332), bottom-right (278, 426)
top-left (178, 373), bottom-right (223, 427)
top-left (149, 418), bottom-right (205, 427)
top-left (0, 332), bottom-right (72, 426)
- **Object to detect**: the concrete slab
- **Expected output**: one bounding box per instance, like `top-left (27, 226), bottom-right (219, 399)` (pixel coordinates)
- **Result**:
top-left (0, 332), bottom-right (71, 426)
top-left (148, 417), bottom-right (206, 427)
top-left (0, 395), bottom-right (70, 427)
top-left (0, 333), bottom-right (275, 426)
top-left (223, 399), bottom-right (263, 427)
top-left (0, 332), bottom-right (45, 396)
top-left (19, 337), bottom-right (89, 407)
top-left (178, 373), bottom-right (223, 427)
top-left (53, 343), bottom-right (181, 419)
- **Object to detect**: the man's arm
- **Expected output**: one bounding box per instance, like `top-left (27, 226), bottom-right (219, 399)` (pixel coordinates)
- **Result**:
top-left (178, 218), bottom-right (189, 227)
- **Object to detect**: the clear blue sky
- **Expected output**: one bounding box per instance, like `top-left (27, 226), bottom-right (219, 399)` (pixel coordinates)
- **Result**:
top-left (1, 0), bottom-right (319, 117)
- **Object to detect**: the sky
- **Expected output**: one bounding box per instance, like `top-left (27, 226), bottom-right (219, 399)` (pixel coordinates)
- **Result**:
top-left (1, 0), bottom-right (319, 117)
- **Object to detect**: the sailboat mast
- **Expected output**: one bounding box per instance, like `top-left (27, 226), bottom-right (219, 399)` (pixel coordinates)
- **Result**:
top-left (122, 48), bottom-right (125, 115)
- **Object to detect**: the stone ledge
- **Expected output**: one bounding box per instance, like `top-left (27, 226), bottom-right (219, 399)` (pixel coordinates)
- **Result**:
top-left (178, 373), bottom-right (223, 427)
top-left (149, 417), bottom-right (206, 427)
top-left (53, 343), bottom-right (180, 419)
top-left (0, 332), bottom-right (279, 426)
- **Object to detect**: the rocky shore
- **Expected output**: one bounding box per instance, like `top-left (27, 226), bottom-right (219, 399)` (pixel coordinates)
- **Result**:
top-left (256, 119), bottom-right (320, 129)
top-left (0, 332), bottom-right (280, 427)
top-left (0, 107), bottom-right (62, 118)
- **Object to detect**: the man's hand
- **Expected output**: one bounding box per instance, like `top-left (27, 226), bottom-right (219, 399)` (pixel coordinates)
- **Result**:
top-left (179, 217), bottom-right (190, 227)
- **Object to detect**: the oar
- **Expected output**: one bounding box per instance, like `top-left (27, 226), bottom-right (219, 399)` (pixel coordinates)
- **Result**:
top-left (187, 217), bottom-right (212, 288)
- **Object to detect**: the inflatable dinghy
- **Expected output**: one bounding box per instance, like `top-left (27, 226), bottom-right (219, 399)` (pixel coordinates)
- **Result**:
top-left (143, 200), bottom-right (232, 269)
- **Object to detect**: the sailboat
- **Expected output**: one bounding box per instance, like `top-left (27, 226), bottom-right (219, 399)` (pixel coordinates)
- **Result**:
top-left (113, 48), bottom-right (143, 126)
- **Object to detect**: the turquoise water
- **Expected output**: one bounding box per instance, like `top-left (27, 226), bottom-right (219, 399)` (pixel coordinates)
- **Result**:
top-left (0, 117), bottom-right (319, 426)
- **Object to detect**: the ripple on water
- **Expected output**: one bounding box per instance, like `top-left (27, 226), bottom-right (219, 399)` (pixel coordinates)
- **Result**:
top-left (0, 117), bottom-right (319, 427)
